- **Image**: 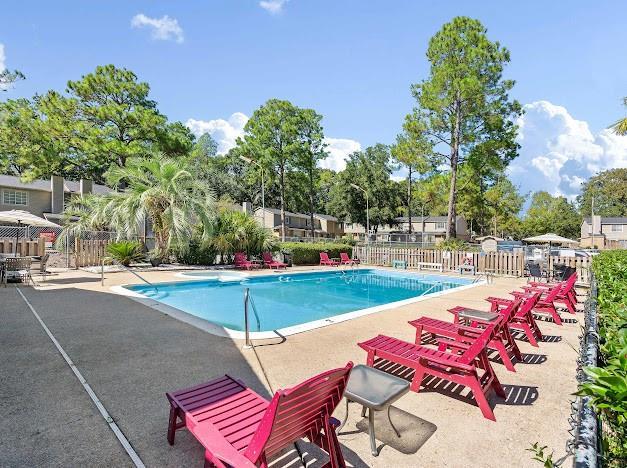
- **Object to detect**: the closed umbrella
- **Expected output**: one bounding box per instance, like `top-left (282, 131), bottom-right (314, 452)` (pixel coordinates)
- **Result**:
top-left (0, 210), bottom-right (61, 254)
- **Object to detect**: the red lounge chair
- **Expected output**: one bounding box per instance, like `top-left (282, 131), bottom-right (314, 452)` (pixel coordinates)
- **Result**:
top-left (409, 298), bottom-right (523, 372)
top-left (358, 326), bottom-right (505, 421)
top-left (510, 281), bottom-right (564, 325)
top-left (485, 293), bottom-right (543, 346)
top-left (166, 363), bottom-right (353, 467)
top-left (234, 252), bottom-right (260, 270)
top-left (262, 252), bottom-right (287, 269)
top-left (320, 252), bottom-right (340, 266)
top-left (339, 252), bottom-right (359, 265)
top-left (522, 273), bottom-right (578, 314)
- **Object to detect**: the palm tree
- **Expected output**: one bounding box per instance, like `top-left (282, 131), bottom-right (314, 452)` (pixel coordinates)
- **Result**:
top-left (210, 208), bottom-right (276, 263)
top-left (62, 157), bottom-right (215, 259)
top-left (611, 97), bottom-right (627, 135)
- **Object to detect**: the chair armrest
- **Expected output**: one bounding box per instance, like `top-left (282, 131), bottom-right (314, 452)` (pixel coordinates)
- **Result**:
top-left (417, 347), bottom-right (475, 372)
top-left (436, 338), bottom-right (471, 352)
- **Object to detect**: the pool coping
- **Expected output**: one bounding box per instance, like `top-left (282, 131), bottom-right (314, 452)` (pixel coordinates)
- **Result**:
top-left (110, 268), bottom-right (487, 340)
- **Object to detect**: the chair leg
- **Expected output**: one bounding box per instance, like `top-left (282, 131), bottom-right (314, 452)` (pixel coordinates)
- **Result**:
top-left (410, 366), bottom-right (426, 393)
top-left (491, 340), bottom-right (516, 372)
top-left (466, 378), bottom-right (496, 421)
top-left (167, 405), bottom-right (180, 445)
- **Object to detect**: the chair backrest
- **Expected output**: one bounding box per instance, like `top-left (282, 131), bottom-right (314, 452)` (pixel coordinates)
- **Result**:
top-left (262, 252), bottom-right (274, 263)
top-left (516, 292), bottom-right (541, 317)
top-left (234, 252), bottom-right (247, 264)
top-left (340, 252), bottom-right (350, 262)
top-left (40, 254), bottom-right (50, 273)
top-left (497, 297), bottom-right (522, 323)
top-left (562, 267), bottom-right (576, 281)
top-left (244, 362), bottom-right (353, 463)
top-left (544, 281), bottom-right (563, 302)
top-left (458, 325), bottom-right (497, 365)
top-left (526, 262), bottom-right (543, 278)
top-left (5, 257), bottom-right (31, 272)
top-left (320, 252), bottom-right (331, 262)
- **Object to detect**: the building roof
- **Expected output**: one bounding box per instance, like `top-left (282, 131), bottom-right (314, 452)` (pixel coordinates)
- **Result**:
top-left (395, 216), bottom-right (460, 223)
top-left (583, 216), bottom-right (627, 224)
top-left (256, 207), bottom-right (339, 222)
top-left (0, 174), bottom-right (111, 194)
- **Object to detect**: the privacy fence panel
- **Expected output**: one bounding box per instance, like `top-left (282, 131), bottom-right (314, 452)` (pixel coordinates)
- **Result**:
top-left (74, 239), bottom-right (111, 267)
top-left (353, 246), bottom-right (591, 281)
top-left (0, 238), bottom-right (45, 256)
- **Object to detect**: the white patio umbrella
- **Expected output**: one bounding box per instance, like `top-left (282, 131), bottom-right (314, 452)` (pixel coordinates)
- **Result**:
top-left (523, 233), bottom-right (578, 246)
top-left (0, 210), bottom-right (61, 254)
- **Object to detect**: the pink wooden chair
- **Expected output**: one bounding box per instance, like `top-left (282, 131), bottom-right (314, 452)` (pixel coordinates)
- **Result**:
top-left (320, 252), bottom-right (340, 266)
top-left (166, 363), bottom-right (353, 467)
top-left (522, 273), bottom-right (578, 314)
top-left (409, 298), bottom-right (522, 372)
top-left (234, 252), bottom-right (260, 270)
top-left (510, 281), bottom-right (564, 324)
top-left (262, 252), bottom-right (287, 269)
top-left (485, 293), bottom-right (543, 346)
top-left (339, 252), bottom-right (359, 265)
top-left (358, 325), bottom-right (505, 421)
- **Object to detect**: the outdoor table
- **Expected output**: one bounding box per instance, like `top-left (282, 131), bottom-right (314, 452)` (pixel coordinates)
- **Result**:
top-left (455, 307), bottom-right (500, 324)
top-left (338, 364), bottom-right (410, 456)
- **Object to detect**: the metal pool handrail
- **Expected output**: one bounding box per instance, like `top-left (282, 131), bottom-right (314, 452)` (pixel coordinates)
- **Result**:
top-left (243, 287), bottom-right (261, 347)
top-left (419, 281), bottom-right (442, 297)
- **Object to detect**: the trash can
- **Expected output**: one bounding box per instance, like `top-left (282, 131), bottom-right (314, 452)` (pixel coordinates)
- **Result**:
top-left (282, 251), bottom-right (293, 267)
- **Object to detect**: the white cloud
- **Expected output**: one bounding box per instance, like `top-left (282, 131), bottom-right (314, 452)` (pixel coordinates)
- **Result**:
top-left (321, 138), bottom-right (361, 171)
top-left (509, 100), bottom-right (627, 199)
top-left (259, 0), bottom-right (289, 14)
top-left (0, 44), bottom-right (6, 72)
top-left (186, 113), bottom-right (248, 155)
top-left (131, 14), bottom-right (184, 43)
top-left (186, 112), bottom-right (362, 169)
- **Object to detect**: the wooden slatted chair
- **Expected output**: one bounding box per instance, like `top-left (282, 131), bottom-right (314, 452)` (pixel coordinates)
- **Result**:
top-left (166, 363), bottom-right (353, 467)
top-left (408, 298), bottom-right (522, 372)
top-left (510, 281), bottom-right (564, 325)
top-left (485, 293), bottom-right (543, 346)
top-left (522, 273), bottom-right (578, 314)
top-left (358, 325), bottom-right (505, 421)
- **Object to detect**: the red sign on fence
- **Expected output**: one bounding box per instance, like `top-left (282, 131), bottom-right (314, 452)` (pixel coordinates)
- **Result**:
top-left (39, 230), bottom-right (57, 243)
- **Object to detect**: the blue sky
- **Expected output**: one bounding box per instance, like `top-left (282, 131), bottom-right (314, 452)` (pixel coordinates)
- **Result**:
top-left (1, 1), bottom-right (626, 198)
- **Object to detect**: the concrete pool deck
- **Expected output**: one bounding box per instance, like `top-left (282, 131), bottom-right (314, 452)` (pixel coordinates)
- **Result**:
top-left (1, 266), bottom-right (583, 467)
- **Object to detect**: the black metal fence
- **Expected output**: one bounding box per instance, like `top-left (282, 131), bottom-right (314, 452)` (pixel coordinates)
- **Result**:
top-left (572, 278), bottom-right (600, 467)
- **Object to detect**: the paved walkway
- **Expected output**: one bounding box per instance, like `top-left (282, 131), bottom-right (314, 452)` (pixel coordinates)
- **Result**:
top-left (1, 269), bottom-right (584, 467)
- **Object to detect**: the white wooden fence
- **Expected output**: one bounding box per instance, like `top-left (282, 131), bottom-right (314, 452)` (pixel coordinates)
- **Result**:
top-left (353, 246), bottom-right (592, 283)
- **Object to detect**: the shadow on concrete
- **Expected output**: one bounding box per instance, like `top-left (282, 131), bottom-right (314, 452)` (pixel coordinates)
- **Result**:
top-left (541, 334), bottom-right (563, 343)
top-left (501, 385), bottom-right (540, 406)
top-left (9, 286), bottom-right (365, 468)
top-left (520, 353), bottom-right (548, 365)
top-left (34, 276), bottom-right (104, 285)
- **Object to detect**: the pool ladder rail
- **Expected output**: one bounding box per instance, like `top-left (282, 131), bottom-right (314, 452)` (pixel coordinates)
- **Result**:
top-left (243, 287), bottom-right (261, 348)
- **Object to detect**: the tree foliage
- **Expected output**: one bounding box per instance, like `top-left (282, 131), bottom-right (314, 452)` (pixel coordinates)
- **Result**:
top-left (326, 144), bottom-right (401, 232)
top-left (404, 16), bottom-right (522, 238)
top-left (578, 168), bottom-right (627, 217)
top-left (521, 191), bottom-right (580, 239)
top-left (0, 65), bottom-right (192, 182)
top-left (610, 97), bottom-right (627, 135)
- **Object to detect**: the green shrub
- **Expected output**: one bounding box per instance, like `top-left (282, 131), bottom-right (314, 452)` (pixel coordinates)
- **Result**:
top-left (176, 239), bottom-right (218, 265)
top-left (435, 238), bottom-right (476, 251)
top-left (106, 241), bottom-right (144, 267)
top-left (279, 242), bottom-right (353, 265)
top-left (576, 250), bottom-right (627, 466)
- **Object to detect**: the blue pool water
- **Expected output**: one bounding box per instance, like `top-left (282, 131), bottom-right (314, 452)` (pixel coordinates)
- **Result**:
top-left (126, 269), bottom-right (472, 332)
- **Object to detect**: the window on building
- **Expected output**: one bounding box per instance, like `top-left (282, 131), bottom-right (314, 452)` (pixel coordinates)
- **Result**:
top-left (611, 224), bottom-right (624, 232)
top-left (436, 222), bottom-right (446, 230)
top-left (2, 189), bottom-right (28, 206)
top-left (285, 216), bottom-right (291, 225)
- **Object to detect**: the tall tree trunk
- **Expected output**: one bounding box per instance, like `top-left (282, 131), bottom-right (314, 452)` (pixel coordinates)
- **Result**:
top-left (279, 164), bottom-right (286, 242)
top-left (407, 165), bottom-right (413, 234)
top-left (308, 166), bottom-right (315, 239)
top-left (447, 99), bottom-right (461, 239)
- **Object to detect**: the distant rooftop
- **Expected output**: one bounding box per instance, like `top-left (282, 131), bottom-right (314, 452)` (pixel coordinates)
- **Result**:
top-left (256, 207), bottom-right (339, 221)
top-left (583, 216), bottom-right (627, 224)
top-left (0, 174), bottom-right (111, 195)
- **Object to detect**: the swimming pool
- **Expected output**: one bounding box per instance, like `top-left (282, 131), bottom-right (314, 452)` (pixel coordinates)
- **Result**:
top-left (123, 269), bottom-right (478, 338)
